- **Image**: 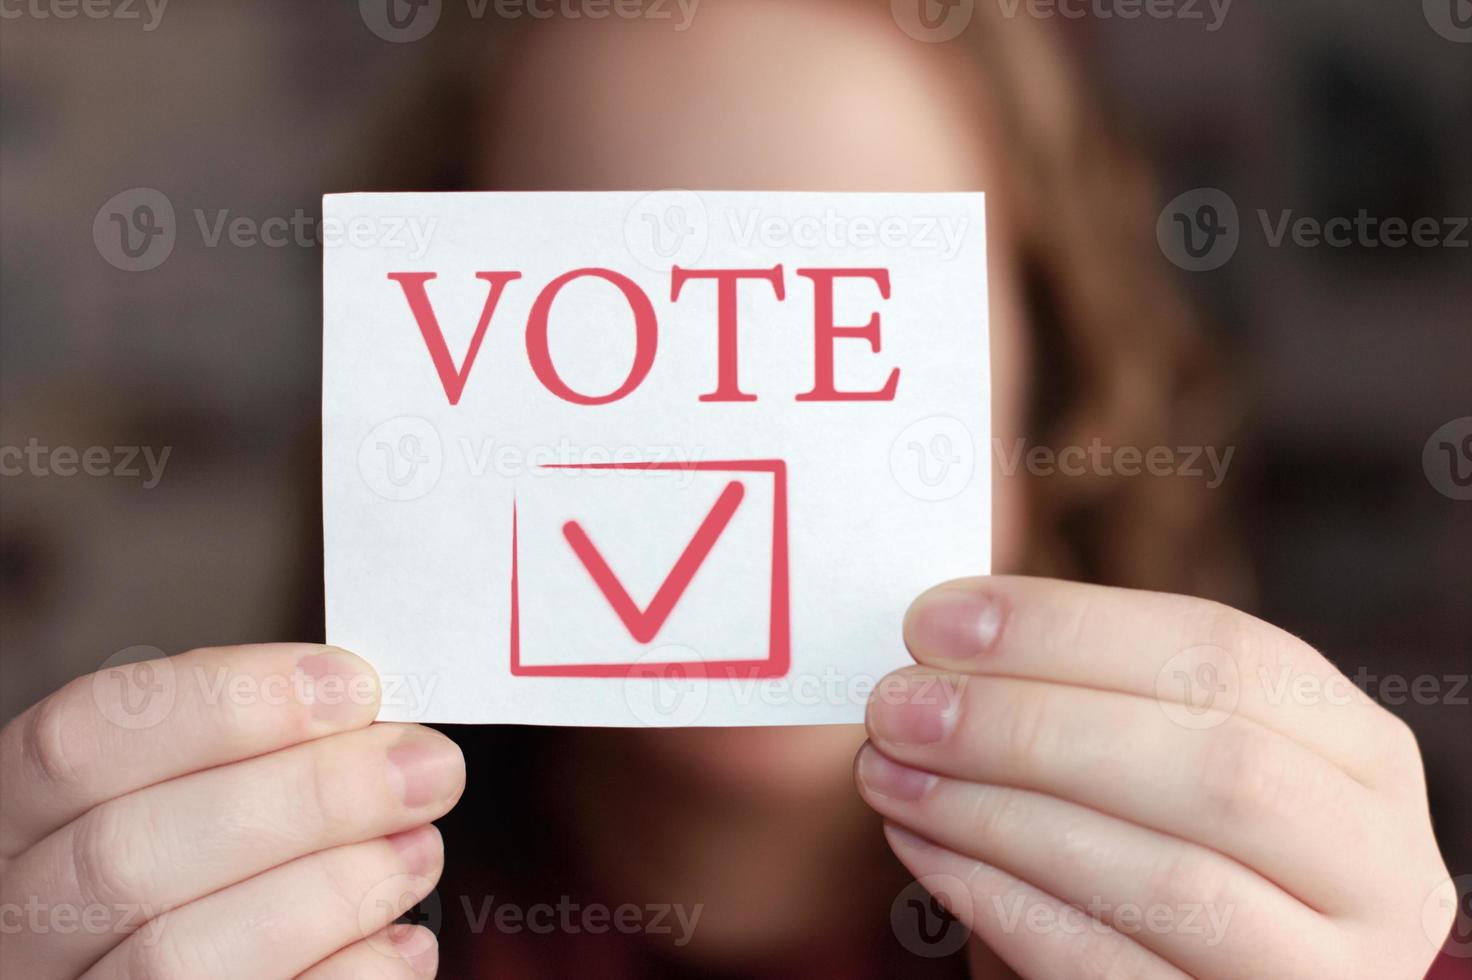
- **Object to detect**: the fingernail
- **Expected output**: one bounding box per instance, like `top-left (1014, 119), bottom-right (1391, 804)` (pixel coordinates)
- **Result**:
top-left (298, 648), bottom-right (379, 725)
top-left (387, 825), bottom-right (442, 876)
top-left (392, 925), bottom-right (439, 976)
top-left (387, 734), bottom-right (464, 808)
top-left (906, 586), bottom-right (1003, 661)
top-left (869, 673), bottom-right (958, 745)
top-left (857, 745), bottom-right (933, 801)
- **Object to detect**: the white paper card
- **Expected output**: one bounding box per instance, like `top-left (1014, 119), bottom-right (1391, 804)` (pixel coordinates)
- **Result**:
top-left (323, 191), bottom-right (989, 726)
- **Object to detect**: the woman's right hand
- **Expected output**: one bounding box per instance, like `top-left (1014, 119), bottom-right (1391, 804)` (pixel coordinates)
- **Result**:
top-left (0, 643), bottom-right (465, 979)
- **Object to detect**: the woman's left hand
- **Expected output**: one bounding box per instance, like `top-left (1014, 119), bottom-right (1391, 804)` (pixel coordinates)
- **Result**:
top-left (857, 576), bottom-right (1455, 980)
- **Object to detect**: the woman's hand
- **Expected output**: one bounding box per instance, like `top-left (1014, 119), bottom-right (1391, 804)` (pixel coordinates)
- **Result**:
top-left (0, 644), bottom-right (465, 979)
top-left (858, 577), bottom-right (1454, 979)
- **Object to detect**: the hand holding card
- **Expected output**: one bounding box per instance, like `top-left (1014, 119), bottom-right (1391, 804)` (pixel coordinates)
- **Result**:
top-left (322, 191), bottom-right (989, 726)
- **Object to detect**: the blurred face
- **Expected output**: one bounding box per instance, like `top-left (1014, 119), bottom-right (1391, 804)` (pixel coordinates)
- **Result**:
top-left (478, 0), bottom-right (1030, 797)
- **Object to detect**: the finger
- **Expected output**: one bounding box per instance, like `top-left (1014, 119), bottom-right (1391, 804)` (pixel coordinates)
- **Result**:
top-left (82, 825), bottom-right (443, 980)
top-left (297, 924), bottom-right (438, 980)
top-left (866, 668), bottom-right (1384, 913)
top-left (903, 576), bottom-right (1411, 786)
top-left (1, 724), bottom-right (463, 978)
top-left (860, 745), bottom-right (1347, 980)
top-left (0, 643), bottom-right (381, 858)
top-left (883, 823), bottom-right (1191, 980)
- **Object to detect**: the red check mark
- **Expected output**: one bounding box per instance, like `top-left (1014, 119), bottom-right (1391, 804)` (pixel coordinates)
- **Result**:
top-left (560, 480), bottom-right (745, 643)
top-left (510, 459), bottom-right (788, 678)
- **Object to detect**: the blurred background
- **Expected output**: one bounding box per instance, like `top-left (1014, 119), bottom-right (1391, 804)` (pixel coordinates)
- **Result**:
top-left (1, 0), bottom-right (1468, 910)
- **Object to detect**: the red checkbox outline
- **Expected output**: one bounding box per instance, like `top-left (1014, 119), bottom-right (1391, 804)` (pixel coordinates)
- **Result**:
top-left (510, 459), bottom-right (790, 679)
